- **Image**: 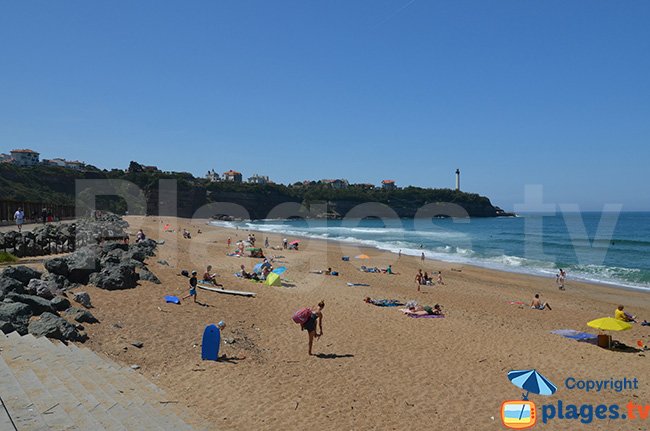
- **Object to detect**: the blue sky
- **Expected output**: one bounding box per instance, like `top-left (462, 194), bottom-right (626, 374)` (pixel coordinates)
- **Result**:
top-left (1, 1), bottom-right (648, 211)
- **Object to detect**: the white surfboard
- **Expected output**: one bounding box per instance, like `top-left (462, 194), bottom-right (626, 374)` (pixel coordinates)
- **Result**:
top-left (197, 284), bottom-right (256, 297)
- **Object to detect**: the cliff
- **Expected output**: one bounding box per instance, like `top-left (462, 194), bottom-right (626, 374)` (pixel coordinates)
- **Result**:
top-left (0, 164), bottom-right (504, 219)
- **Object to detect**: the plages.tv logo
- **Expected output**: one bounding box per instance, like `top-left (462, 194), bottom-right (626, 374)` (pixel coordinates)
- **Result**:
top-left (501, 369), bottom-right (557, 429)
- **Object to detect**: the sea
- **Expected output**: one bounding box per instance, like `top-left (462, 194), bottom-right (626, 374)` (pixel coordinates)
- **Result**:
top-left (211, 212), bottom-right (650, 291)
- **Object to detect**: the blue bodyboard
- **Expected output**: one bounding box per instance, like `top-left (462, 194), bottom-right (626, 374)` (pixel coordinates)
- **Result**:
top-left (201, 324), bottom-right (221, 361)
top-left (164, 295), bottom-right (180, 304)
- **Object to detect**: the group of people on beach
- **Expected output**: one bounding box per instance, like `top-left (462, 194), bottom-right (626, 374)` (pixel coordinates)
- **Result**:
top-left (415, 269), bottom-right (444, 291)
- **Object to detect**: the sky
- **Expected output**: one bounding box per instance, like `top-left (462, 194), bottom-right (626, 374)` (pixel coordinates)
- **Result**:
top-left (1, 1), bottom-right (649, 211)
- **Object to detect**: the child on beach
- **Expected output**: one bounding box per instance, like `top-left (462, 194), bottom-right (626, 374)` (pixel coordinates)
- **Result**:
top-left (182, 271), bottom-right (198, 303)
top-left (437, 271), bottom-right (444, 285)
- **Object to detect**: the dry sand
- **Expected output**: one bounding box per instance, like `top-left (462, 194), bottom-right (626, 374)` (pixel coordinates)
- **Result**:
top-left (53, 216), bottom-right (650, 430)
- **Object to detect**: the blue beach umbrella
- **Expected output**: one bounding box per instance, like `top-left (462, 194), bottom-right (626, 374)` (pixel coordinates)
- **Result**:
top-left (508, 369), bottom-right (557, 400)
top-left (272, 267), bottom-right (287, 275)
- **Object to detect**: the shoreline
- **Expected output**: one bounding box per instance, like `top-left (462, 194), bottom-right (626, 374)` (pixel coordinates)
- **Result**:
top-left (208, 219), bottom-right (650, 294)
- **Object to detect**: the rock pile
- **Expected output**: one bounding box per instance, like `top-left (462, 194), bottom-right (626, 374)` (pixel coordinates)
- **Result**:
top-left (0, 213), bottom-right (129, 258)
top-left (0, 214), bottom-right (160, 342)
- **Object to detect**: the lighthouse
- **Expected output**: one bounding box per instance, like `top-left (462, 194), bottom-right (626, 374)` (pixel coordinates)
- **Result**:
top-left (455, 169), bottom-right (460, 191)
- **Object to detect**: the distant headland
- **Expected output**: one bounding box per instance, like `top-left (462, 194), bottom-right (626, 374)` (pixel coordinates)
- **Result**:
top-left (0, 149), bottom-right (515, 220)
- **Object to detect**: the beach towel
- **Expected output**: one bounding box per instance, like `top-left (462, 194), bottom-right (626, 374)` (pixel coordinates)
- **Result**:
top-left (164, 295), bottom-right (180, 304)
top-left (551, 329), bottom-right (597, 342)
top-left (407, 313), bottom-right (445, 319)
top-left (507, 301), bottom-right (526, 305)
top-left (368, 299), bottom-right (403, 307)
top-left (347, 282), bottom-right (370, 287)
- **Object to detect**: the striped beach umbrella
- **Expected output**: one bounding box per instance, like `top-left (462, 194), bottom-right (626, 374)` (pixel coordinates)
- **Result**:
top-left (507, 369), bottom-right (557, 399)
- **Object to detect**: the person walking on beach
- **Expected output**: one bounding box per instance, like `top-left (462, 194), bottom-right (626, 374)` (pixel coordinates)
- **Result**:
top-left (182, 270), bottom-right (198, 303)
top-left (437, 271), bottom-right (445, 285)
top-left (227, 237), bottom-right (231, 248)
top-left (283, 238), bottom-right (288, 249)
top-left (398, 249), bottom-right (402, 258)
top-left (557, 269), bottom-right (566, 290)
top-left (14, 207), bottom-right (25, 233)
top-left (302, 301), bottom-right (324, 356)
top-left (415, 269), bottom-right (423, 292)
top-left (420, 252), bottom-right (425, 262)
top-left (264, 237), bottom-right (269, 248)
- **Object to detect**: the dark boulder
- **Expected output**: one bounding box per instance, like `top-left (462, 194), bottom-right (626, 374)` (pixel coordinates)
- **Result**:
top-left (28, 312), bottom-right (86, 342)
top-left (0, 301), bottom-right (33, 335)
top-left (5, 293), bottom-right (56, 315)
top-left (90, 262), bottom-right (139, 290)
top-left (26, 279), bottom-right (55, 299)
top-left (73, 291), bottom-right (93, 308)
top-left (138, 268), bottom-right (161, 284)
top-left (0, 320), bottom-right (14, 334)
top-left (102, 242), bottom-right (129, 254)
top-left (44, 257), bottom-right (69, 277)
top-left (41, 273), bottom-right (68, 293)
top-left (51, 296), bottom-right (71, 312)
top-left (66, 248), bottom-right (100, 284)
top-left (1, 266), bottom-right (43, 286)
top-left (66, 307), bottom-right (99, 324)
top-left (0, 276), bottom-right (25, 296)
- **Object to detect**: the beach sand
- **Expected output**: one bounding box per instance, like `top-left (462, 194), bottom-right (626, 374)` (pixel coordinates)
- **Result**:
top-left (56, 216), bottom-right (650, 430)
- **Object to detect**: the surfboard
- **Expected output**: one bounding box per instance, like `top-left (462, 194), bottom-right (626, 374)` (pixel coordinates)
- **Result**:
top-left (201, 324), bottom-right (220, 361)
top-left (197, 285), bottom-right (256, 297)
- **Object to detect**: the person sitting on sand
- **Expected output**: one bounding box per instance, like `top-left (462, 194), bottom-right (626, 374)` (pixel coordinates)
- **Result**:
top-left (615, 305), bottom-right (636, 322)
top-left (136, 229), bottom-right (146, 243)
top-left (182, 271), bottom-right (198, 303)
top-left (203, 265), bottom-right (223, 287)
top-left (302, 301), bottom-right (325, 356)
top-left (383, 265), bottom-right (393, 275)
top-left (239, 264), bottom-right (260, 281)
top-left (531, 294), bottom-right (551, 311)
top-left (423, 272), bottom-right (432, 285)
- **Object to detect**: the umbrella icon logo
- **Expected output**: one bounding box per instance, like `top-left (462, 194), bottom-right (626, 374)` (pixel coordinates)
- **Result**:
top-left (501, 369), bottom-right (557, 429)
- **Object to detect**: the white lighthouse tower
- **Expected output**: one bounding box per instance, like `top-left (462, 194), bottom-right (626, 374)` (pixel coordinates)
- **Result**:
top-left (455, 169), bottom-right (460, 191)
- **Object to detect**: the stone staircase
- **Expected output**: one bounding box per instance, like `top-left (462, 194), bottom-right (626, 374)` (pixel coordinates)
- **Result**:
top-left (0, 331), bottom-right (205, 430)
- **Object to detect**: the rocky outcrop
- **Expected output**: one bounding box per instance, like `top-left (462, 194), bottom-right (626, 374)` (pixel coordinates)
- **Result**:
top-left (28, 312), bottom-right (86, 342)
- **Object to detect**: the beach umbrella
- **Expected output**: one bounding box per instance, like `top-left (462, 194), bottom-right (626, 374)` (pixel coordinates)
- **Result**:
top-left (289, 240), bottom-right (300, 245)
top-left (253, 263), bottom-right (263, 274)
top-left (272, 266), bottom-right (287, 275)
top-left (264, 272), bottom-right (282, 287)
top-left (587, 317), bottom-right (632, 332)
top-left (355, 254), bottom-right (370, 259)
top-left (508, 369), bottom-right (557, 400)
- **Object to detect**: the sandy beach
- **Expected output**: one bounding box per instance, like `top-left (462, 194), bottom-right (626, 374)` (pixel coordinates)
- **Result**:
top-left (46, 216), bottom-right (650, 430)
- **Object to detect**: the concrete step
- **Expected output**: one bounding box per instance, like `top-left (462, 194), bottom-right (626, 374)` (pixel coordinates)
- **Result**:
top-left (1, 331), bottom-right (204, 430)
top-left (14, 336), bottom-right (127, 431)
top-left (0, 354), bottom-right (49, 431)
top-left (7, 337), bottom-right (108, 431)
top-left (3, 358), bottom-right (76, 430)
top-left (67, 343), bottom-right (188, 431)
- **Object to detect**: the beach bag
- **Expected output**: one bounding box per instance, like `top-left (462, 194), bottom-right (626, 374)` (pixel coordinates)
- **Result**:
top-left (292, 308), bottom-right (312, 325)
top-left (181, 270), bottom-right (189, 277)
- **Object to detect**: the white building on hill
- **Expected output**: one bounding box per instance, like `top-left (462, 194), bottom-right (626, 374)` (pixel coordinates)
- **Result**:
top-left (10, 149), bottom-right (40, 166)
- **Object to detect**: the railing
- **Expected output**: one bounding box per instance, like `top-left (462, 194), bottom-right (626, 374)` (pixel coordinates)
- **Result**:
top-left (0, 200), bottom-right (75, 225)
